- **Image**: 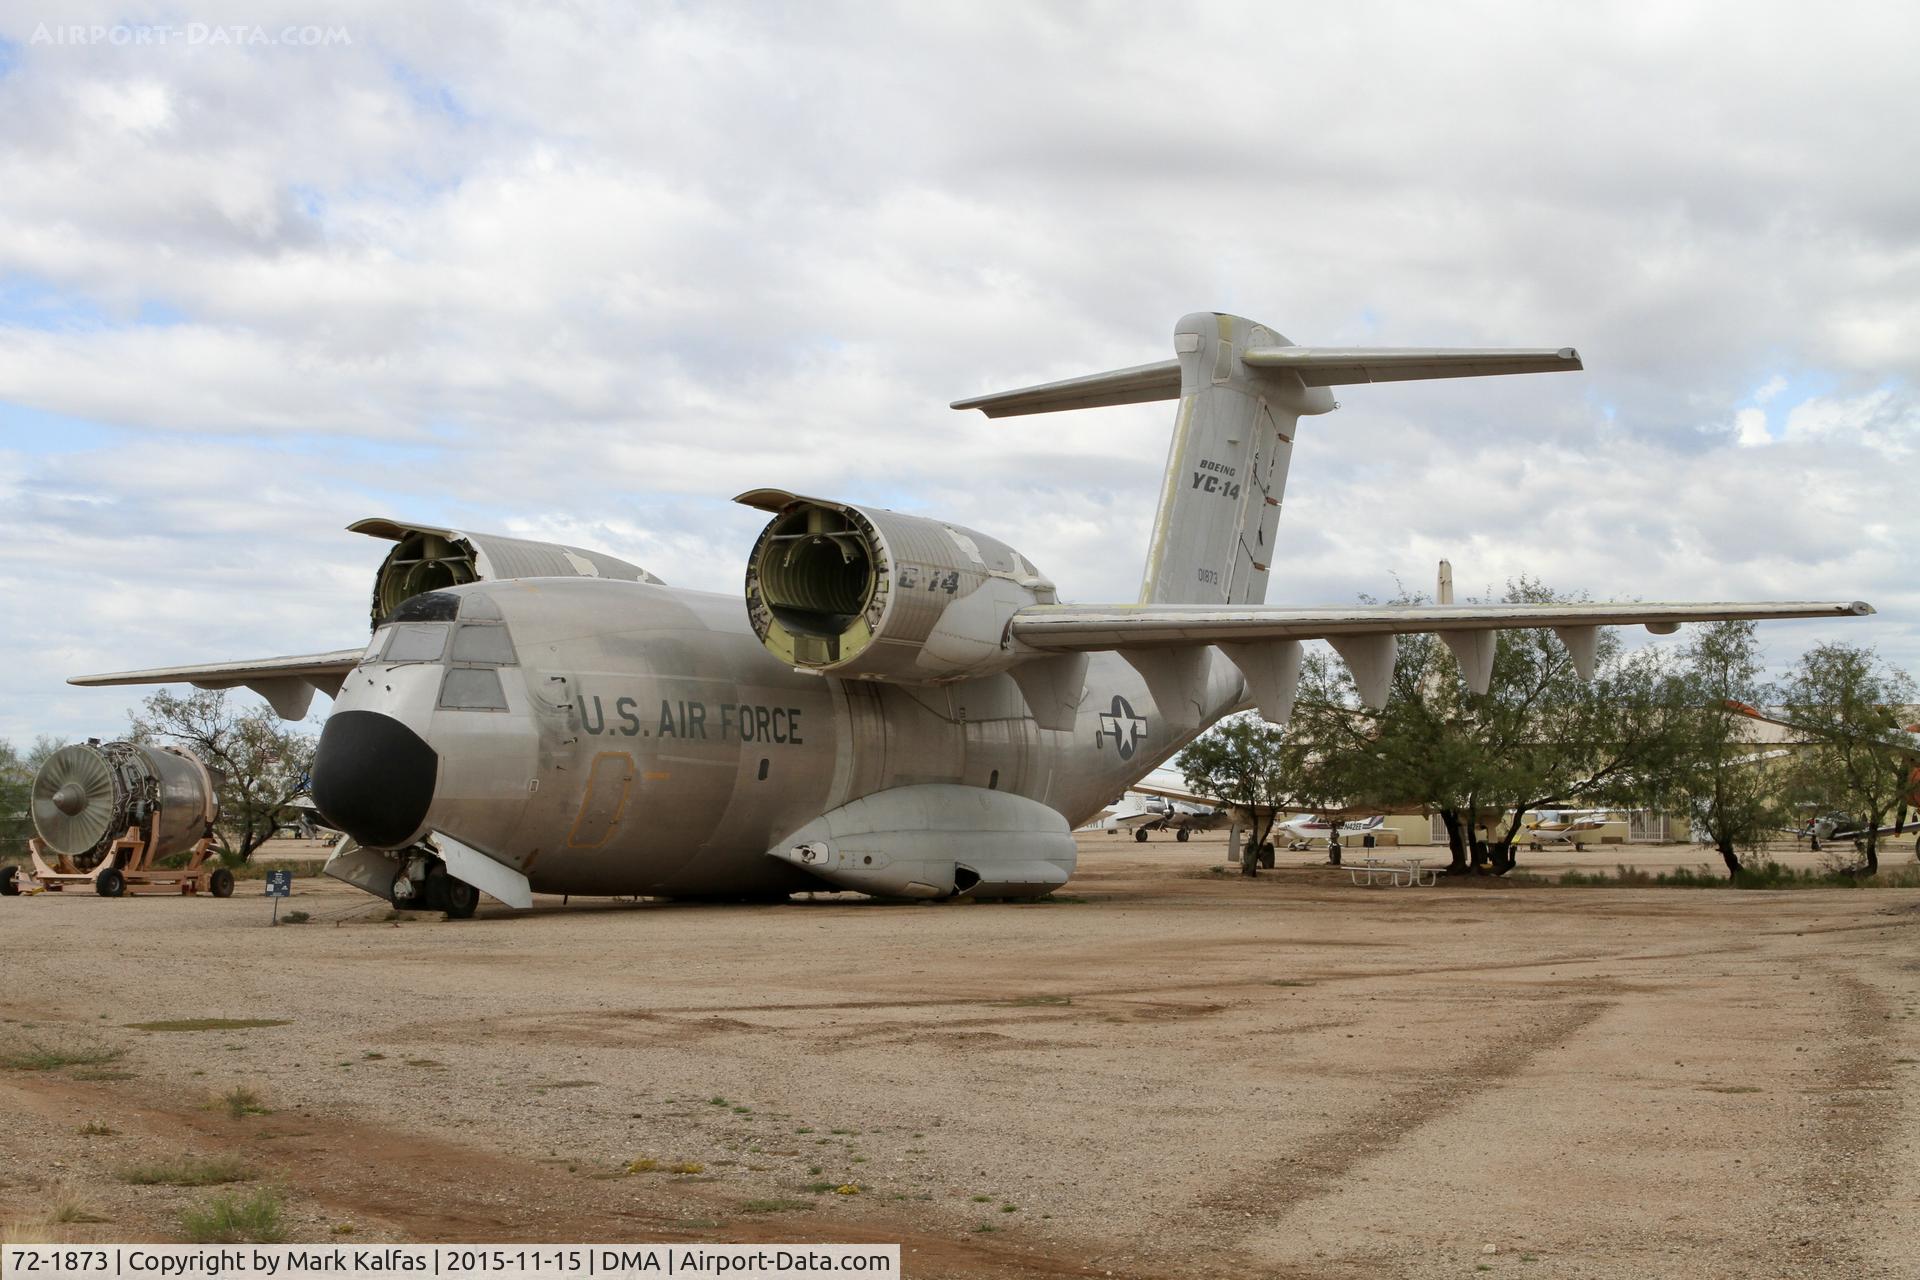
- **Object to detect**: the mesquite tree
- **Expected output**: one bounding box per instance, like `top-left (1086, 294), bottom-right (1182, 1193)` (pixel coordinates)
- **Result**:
top-left (130, 689), bottom-right (318, 863)
top-left (1779, 642), bottom-right (1916, 876)
top-left (1175, 715), bottom-right (1291, 876)
top-left (1276, 580), bottom-right (1699, 874)
top-left (1676, 622), bottom-right (1784, 878)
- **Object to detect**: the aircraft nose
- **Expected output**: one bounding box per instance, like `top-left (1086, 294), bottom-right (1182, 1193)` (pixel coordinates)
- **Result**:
top-left (311, 710), bottom-right (438, 848)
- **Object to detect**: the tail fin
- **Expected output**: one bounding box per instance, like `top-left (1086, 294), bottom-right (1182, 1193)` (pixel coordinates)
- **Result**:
top-left (951, 313), bottom-right (1581, 606)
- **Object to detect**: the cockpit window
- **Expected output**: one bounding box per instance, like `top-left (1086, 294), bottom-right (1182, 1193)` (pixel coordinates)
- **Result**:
top-left (439, 666), bottom-right (508, 711)
top-left (456, 592), bottom-right (503, 622)
top-left (450, 623), bottom-right (515, 665)
top-left (388, 591), bottom-right (460, 623)
top-left (382, 622), bottom-right (449, 663)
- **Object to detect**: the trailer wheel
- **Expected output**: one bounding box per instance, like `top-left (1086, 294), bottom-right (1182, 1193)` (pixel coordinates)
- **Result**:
top-left (0, 865), bottom-right (18, 896)
top-left (1176, 828), bottom-right (1190, 843)
top-left (208, 868), bottom-right (235, 899)
top-left (96, 868), bottom-right (126, 898)
top-left (1134, 827), bottom-right (1149, 843)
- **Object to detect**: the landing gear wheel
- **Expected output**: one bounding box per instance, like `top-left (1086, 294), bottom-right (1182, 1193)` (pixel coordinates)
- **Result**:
top-left (1176, 828), bottom-right (1191, 843)
top-left (440, 875), bottom-right (479, 920)
top-left (390, 867), bottom-right (422, 910)
top-left (96, 867), bottom-right (126, 898)
top-left (0, 866), bottom-right (18, 896)
top-left (1134, 827), bottom-right (1149, 843)
top-left (208, 868), bottom-right (235, 898)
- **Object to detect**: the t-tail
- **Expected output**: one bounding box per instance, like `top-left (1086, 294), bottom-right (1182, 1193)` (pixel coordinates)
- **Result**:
top-left (951, 312), bottom-right (1581, 606)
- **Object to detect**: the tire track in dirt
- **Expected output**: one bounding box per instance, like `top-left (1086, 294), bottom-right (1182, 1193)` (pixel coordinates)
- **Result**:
top-left (2, 1073), bottom-right (1147, 1280)
top-left (1780, 966), bottom-right (1903, 1277)
top-left (388, 940), bottom-right (1738, 1052)
top-left (1201, 998), bottom-right (1613, 1221)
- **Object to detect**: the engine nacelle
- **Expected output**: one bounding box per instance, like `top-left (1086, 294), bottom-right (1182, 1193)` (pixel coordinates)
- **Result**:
top-left (351, 518), bottom-right (663, 627)
top-left (738, 490), bottom-right (1056, 682)
top-left (31, 741), bottom-right (218, 867)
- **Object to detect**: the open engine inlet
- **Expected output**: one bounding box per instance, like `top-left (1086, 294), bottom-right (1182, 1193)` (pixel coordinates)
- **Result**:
top-left (30, 741), bottom-right (218, 867)
top-left (756, 506), bottom-right (878, 644)
top-left (371, 530), bottom-right (480, 622)
top-left (743, 494), bottom-right (1056, 682)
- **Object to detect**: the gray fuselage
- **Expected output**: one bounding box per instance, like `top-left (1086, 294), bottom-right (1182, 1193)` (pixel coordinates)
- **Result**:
top-left (326, 577), bottom-right (1245, 896)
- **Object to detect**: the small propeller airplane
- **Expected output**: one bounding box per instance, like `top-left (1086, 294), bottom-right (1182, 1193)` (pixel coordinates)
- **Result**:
top-left (1276, 813), bottom-right (1386, 851)
top-left (1722, 701), bottom-right (1920, 850)
top-left (1522, 808), bottom-right (1619, 850)
top-left (1087, 768), bottom-right (1225, 842)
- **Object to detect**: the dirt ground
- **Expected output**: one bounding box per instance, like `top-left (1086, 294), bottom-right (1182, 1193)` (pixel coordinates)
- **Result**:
top-left (3, 834), bottom-right (1917, 1279)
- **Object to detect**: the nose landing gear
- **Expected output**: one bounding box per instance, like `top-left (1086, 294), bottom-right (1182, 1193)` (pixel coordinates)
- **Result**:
top-left (390, 849), bottom-right (480, 919)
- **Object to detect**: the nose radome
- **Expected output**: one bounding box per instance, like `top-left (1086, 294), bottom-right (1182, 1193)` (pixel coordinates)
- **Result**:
top-left (311, 710), bottom-right (438, 848)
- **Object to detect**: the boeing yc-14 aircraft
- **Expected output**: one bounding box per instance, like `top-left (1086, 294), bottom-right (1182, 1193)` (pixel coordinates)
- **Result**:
top-left (70, 312), bottom-right (1872, 915)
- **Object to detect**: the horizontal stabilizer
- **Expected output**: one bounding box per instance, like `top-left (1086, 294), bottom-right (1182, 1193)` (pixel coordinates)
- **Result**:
top-left (950, 346), bottom-right (1581, 417)
top-left (1240, 346), bottom-right (1581, 386)
top-left (950, 358), bottom-right (1181, 418)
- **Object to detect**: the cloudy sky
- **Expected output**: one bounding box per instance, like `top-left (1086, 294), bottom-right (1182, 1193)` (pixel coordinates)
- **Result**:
top-left (1, 2), bottom-right (1916, 744)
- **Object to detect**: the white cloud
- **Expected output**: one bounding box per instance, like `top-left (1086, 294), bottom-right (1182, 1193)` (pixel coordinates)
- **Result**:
top-left (1, 1), bottom-right (1918, 741)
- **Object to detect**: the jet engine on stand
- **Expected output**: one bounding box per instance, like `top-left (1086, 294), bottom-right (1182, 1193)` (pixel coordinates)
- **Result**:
top-left (2, 740), bottom-right (227, 898)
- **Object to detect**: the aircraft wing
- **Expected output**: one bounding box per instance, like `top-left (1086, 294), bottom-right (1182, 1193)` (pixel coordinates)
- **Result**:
top-left (69, 649), bottom-right (364, 721)
top-left (1109, 807), bottom-right (1165, 830)
top-left (1127, 778), bottom-right (1220, 808)
top-left (1013, 601), bottom-right (1870, 649)
top-left (1009, 600), bottom-right (1872, 713)
top-left (1722, 700), bottom-right (1920, 754)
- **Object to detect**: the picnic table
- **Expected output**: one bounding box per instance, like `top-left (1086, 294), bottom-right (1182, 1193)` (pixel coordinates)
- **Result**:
top-left (1347, 855), bottom-right (1437, 888)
